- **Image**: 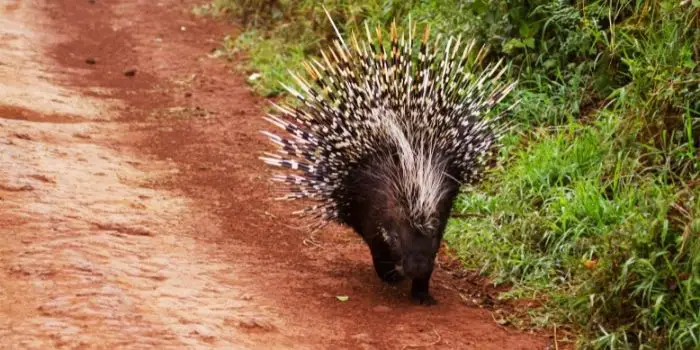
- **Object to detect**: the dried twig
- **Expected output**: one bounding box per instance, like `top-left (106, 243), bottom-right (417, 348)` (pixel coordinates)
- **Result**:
top-left (489, 312), bottom-right (509, 331)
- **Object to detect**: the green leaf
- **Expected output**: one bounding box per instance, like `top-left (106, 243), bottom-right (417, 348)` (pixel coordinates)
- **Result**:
top-left (503, 38), bottom-right (524, 53)
top-left (519, 22), bottom-right (535, 38)
top-left (523, 37), bottom-right (535, 49)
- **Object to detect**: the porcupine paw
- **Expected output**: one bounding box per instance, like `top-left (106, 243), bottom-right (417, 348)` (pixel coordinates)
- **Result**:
top-left (374, 260), bottom-right (405, 285)
top-left (411, 278), bottom-right (437, 305)
top-left (382, 271), bottom-right (405, 285)
top-left (411, 290), bottom-right (438, 306)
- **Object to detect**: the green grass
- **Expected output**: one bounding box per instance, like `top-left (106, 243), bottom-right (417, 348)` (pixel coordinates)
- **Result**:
top-left (202, 0), bottom-right (700, 348)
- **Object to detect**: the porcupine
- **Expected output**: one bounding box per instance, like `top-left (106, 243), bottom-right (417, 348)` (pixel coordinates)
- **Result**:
top-left (260, 12), bottom-right (517, 305)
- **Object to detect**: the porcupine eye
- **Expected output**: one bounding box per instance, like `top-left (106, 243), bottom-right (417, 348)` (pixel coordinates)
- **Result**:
top-left (413, 217), bottom-right (439, 237)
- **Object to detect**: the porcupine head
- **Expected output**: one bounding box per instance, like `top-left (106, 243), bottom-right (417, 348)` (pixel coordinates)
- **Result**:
top-left (260, 10), bottom-right (517, 304)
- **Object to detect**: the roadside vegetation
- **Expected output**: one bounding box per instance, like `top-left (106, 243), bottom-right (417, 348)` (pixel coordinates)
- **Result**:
top-left (197, 0), bottom-right (700, 348)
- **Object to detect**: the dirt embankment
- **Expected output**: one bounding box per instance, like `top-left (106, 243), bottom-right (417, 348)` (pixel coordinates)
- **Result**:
top-left (0, 1), bottom-right (554, 349)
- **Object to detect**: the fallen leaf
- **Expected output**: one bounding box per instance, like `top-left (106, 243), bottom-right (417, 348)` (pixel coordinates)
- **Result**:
top-left (248, 73), bottom-right (261, 82)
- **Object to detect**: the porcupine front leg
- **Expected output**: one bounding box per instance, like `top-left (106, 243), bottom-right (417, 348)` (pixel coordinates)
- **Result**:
top-left (411, 272), bottom-right (437, 305)
top-left (367, 239), bottom-right (404, 285)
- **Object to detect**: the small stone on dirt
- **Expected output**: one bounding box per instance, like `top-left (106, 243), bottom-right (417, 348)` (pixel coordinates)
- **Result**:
top-left (189, 325), bottom-right (216, 342)
top-left (0, 184), bottom-right (34, 192)
top-left (85, 57), bottom-right (96, 65)
top-left (124, 69), bottom-right (137, 77)
top-left (372, 305), bottom-right (391, 313)
top-left (129, 202), bottom-right (147, 210)
top-left (13, 133), bottom-right (32, 140)
top-left (234, 318), bottom-right (275, 332)
top-left (184, 92), bottom-right (192, 98)
top-left (29, 174), bottom-right (56, 184)
top-left (95, 221), bottom-right (154, 236)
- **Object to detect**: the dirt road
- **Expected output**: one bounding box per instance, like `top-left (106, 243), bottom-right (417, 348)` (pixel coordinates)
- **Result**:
top-left (0, 1), bottom-right (553, 348)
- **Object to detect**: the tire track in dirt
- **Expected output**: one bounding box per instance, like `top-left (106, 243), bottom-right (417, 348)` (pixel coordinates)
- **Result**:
top-left (1, 0), bottom-right (554, 349)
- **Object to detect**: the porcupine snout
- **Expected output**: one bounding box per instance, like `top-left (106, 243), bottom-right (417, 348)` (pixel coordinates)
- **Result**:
top-left (401, 254), bottom-right (435, 279)
top-left (400, 234), bottom-right (437, 279)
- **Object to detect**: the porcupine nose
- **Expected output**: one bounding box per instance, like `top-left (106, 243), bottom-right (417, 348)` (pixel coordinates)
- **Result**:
top-left (402, 256), bottom-right (433, 278)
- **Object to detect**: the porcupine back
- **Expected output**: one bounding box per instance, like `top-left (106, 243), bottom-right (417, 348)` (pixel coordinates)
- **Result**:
top-left (260, 15), bottom-right (517, 230)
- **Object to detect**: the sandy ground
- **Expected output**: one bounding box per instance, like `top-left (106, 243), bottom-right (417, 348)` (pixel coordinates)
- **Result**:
top-left (0, 0), bottom-right (557, 349)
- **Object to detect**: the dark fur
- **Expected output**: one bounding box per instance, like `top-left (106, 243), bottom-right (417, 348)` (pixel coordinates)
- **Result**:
top-left (336, 148), bottom-right (460, 305)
